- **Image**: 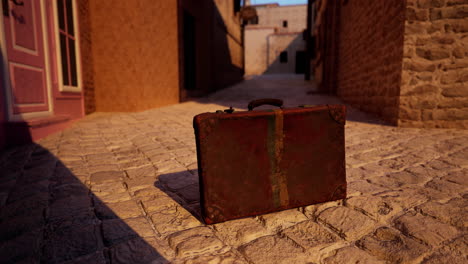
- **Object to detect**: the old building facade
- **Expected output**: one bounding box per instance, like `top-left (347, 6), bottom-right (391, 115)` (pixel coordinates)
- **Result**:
top-left (0, 0), bottom-right (244, 148)
top-left (244, 3), bottom-right (307, 75)
top-left (0, 0), bottom-right (86, 147)
top-left (310, 0), bottom-right (468, 129)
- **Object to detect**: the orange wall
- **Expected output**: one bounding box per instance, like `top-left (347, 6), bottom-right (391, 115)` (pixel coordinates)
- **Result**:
top-left (89, 0), bottom-right (180, 112)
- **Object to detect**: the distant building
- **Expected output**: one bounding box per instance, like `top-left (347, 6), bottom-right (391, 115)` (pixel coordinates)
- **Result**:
top-left (0, 0), bottom-right (244, 149)
top-left (244, 3), bottom-right (307, 75)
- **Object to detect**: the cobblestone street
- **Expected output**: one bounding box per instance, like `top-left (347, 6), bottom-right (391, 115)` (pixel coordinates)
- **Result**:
top-left (1, 75), bottom-right (467, 263)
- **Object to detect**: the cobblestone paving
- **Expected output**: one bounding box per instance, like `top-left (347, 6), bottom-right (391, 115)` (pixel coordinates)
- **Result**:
top-left (1, 75), bottom-right (467, 263)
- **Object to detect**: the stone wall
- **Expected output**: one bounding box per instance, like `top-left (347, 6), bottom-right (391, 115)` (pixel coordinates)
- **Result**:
top-left (334, 0), bottom-right (406, 125)
top-left (77, 0), bottom-right (95, 114)
top-left (400, 0), bottom-right (468, 129)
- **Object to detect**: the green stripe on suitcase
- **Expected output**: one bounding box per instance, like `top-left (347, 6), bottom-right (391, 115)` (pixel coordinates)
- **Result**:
top-left (267, 109), bottom-right (289, 208)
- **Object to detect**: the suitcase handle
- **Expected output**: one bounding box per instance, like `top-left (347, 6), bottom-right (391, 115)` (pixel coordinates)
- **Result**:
top-left (248, 98), bottom-right (283, 111)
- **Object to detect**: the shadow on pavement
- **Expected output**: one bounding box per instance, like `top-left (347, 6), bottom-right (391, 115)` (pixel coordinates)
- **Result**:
top-left (0, 144), bottom-right (168, 264)
top-left (182, 75), bottom-right (392, 127)
top-left (154, 170), bottom-right (204, 223)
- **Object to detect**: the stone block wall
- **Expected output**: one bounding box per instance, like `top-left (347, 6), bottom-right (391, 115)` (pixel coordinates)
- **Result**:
top-left (400, 0), bottom-right (468, 129)
top-left (335, 0), bottom-right (406, 125)
top-left (77, 0), bottom-right (95, 114)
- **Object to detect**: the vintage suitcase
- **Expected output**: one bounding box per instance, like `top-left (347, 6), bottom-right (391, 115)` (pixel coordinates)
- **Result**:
top-left (193, 99), bottom-right (346, 224)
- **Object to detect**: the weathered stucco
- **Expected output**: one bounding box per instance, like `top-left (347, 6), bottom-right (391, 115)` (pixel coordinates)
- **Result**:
top-left (245, 4), bottom-right (307, 75)
top-left (89, 0), bottom-right (180, 112)
top-left (245, 28), bottom-right (276, 75)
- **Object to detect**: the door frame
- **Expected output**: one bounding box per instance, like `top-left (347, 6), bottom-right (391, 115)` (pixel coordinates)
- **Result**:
top-left (0, 0), bottom-right (54, 121)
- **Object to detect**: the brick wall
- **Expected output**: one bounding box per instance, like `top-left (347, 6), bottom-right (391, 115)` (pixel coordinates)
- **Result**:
top-left (77, 0), bottom-right (95, 114)
top-left (399, 0), bottom-right (468, 129)
top-left (334, 0), bottom-right (406, 125)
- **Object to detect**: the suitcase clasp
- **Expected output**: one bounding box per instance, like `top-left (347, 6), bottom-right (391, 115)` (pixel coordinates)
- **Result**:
top-left (224, 106), bottom-right (234, 113)
top-left (215, 106), bottom-right (235, 114)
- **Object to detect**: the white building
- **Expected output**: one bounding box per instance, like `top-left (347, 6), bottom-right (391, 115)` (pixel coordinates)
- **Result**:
top-left (244, 3), bottom-right (307, 75)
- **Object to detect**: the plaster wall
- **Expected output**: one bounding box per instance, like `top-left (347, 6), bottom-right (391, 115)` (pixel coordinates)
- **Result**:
top-left (89, 0), bottom-right (180, 112)
top-left (255, 4), bottom-right (307, 32)
top-left (245, 28), bottom-right (276, 75)
top-left (212, 0), bottom-right (244, 90)
top-left (245, 4), bottom-right (307, 75)
top-left (180, 0), bottom-right (244, 98)
top-left (265, 33), bottom-right (305, 74)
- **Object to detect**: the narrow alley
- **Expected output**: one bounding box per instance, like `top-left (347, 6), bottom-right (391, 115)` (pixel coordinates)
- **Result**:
top-left (1, 75), bottom-right (467, 263)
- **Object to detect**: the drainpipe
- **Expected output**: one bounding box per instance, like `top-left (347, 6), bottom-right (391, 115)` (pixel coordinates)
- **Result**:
top-left (241, 0), bottom-right (246, 76)
top-left (305, 0), bottom-right (315, 81)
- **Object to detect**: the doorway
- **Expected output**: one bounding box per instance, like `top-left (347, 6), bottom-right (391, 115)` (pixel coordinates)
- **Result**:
top-left (183, 10), bottom-right (196, 91)
top-left (295, 50), bottom-right (306, 74)
top-left (1, 0), bottom-right (52, 120)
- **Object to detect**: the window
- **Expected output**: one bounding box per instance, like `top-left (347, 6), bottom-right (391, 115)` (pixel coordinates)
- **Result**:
top-left (234, 0), bottom-right (241, 14)
top-left (280, 51), bottom-right (288, 63)
top-left (56, 0), bottom-right (80, 91)
top-left (249, 16), bottom-right (259, 25)
top-left (283, 20), bottom-right (288, 28)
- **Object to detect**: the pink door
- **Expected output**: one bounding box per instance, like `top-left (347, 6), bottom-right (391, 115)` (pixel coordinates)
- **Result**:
top-left (3, 0), bottom-right (50, 116)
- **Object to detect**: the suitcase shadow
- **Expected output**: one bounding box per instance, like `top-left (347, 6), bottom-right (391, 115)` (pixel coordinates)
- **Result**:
top-left (154, 170), bottom-right (205, 223)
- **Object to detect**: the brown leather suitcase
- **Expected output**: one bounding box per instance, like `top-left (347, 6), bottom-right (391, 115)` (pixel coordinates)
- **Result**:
top-left (193, 99), bottom-right (346, 224)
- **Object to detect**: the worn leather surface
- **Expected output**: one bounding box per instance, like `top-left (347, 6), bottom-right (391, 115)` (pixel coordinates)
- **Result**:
top-left (194, 105), bottom-right (347, 224)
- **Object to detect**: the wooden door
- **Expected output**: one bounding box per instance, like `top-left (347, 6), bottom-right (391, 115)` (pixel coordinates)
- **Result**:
top-left (2, 0), bottom-right (51, 118)
top-left (295, 50), bottom-right (306, 74)
top-left (183, 10), bottom-right (196, 91)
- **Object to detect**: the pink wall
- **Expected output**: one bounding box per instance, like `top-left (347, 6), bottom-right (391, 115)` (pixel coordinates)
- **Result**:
top-left (0, 73), bottom-right (6, 149)
top-left (45, 0), bottom-right (85, 120)
top-left (0, 1), bottom-right (84, 150)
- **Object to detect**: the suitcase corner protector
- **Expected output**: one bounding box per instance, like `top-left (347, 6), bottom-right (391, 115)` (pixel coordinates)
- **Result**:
top-left (203, 217), bottom-right (215, 225)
